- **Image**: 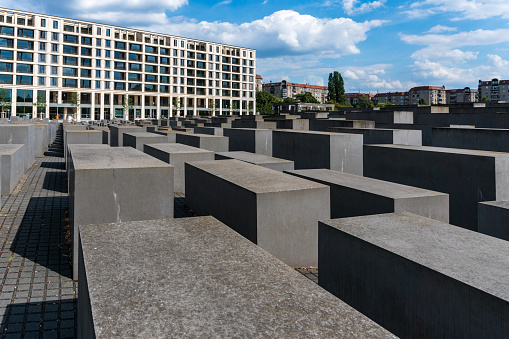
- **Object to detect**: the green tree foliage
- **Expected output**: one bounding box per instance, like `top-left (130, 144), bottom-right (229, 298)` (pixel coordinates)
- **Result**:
top-left (418, 98), bottom-right (427, 105)
top-left (327, 71), bottom-right (346, 105)
top-left (283, 97), bottom-right (296, 103)
top-left (256, 91), bottom-right (282, 114)
top-left (354, 95), bottom-right (374, 108)
top-left (296, 92), bottom-right (319, 103)
top-left (326, 100), bottom-right (351, 110)
top-left (482, 96), bottom-right (489, 102)
top-left (0, 89), bottom-right (12, 113)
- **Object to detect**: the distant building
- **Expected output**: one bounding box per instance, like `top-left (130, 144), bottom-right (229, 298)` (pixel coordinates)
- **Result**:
top-left (262, 80), bottom-right (328, 103)
top-left (372, 92), bottom-right (409, 106)
top-left (255, 74), bottom-right (263, 92)
top-left (409, 86), bottom-right (446, 105)
top-left (478, 79), bottom-right (509, 102)
top-left (446, 87), bottom-right (478, 104)
top-left (345, 93), bottom-right (375, 106)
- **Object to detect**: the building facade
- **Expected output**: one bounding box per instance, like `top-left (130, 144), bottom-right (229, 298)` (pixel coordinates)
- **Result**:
top-left (0, 7), bottom-right (256, 121)
top-left (262, 80), bottom-right (328, 103)
top-left (255, 74), bottom-right (262, 92)
top-left (446, 87), bottom-right (478, 104)
top-left (372, 92), bottom-right (409, 106)
top-left (345, 93), bottom-right (375, 106)
top-left (408, 86), bottom-right (446, 105)
top-left (478, 79), bottom-right (509, 102)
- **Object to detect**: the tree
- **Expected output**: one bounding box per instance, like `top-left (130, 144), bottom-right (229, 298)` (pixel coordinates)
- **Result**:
top-left (33, 93), bottom-right (47, 118)
top-left (256, 91), bottom-right (281, 114)
top-left (122, 94), bottom-right (134, 119)
top-left (173, 97), bottom-right (181, 116)
top-left (296, 92), bottom-right (319, 103)
top-left (0, 89), bottom-right (11, 116)
top-left (418, 98), bottom-right (427, 105)
top-left (283, 97), bottom-right (296, 103)
top-left (231, 102), bottom-right (239, 115)
top-left (482, 96), bottom-right (489, 102)
top-left (207, 99), bottom-right (216, 116)
top-left (70, 92), bottom-right (80, 120)
top-left (354, 95), bottom-right (374, 108)
top-left (327, 71), bottom-right (346, 105)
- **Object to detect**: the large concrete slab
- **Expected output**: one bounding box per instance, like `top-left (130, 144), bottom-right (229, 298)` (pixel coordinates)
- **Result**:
top-left (78, 216), bottom-right (395, 338)
top-left (193, 126), bottom-right (224, 136)
top-left (109, 126), bottom-right (143, 147)
top-left (286, 169), bottom-right (448, 222)
top-left (185, 159), bottom-right (330, 267)
top-left (223, 128), bottom-right (272, 156)
top-left (432, 127), bottom-right (509, 152)
top-left (150, 130), bottom-right (183, 143)
top-left (0, 124), bottom-right (35, 171)
top-left (478, 201), bottom-right (509, 241)
top-left (216, 151), bottom-right (294, 172)
top-left (176, 133), bottom-right (228, 152)
top-left (310, 119), bottom-right (375, 131)
top-left (0, 144), bottom-right (25, 195)
top-left (328, 127), bottom-right (422, 145)
top-left (64, 130), bottom-right (103, 167)
top-left (144, 143), bottom-right (214, 193)
top-left (122, 132), bottom-right (168, 151)
top-left (273, 130), bottom-right (363, 175)
top-left (68, 146), bottom-right (174, 280)
top-left (364, 144), bottom-right (509, 231)
top-left (319, 212), bottom-right (509, 338)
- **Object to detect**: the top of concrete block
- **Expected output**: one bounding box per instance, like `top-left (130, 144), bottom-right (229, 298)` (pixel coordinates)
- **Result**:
top-left (80, 216), bottom-right (394, 338)
top-left (0, 144), bottom-right (24, 155)
top-left (184, 133), bottom-right (226, 139)
top-left (187, 159), bottom-right (327, 194)
top-left (224, 128), bottom-right (271, 132)
top-left (216, 151), bottom-right (292, 165)
top-left (322, 212), bottom-right (509, 301)
top-left (286, 169), bottom-right (446, 199)
top-left (70, 147), bottom-right (171, 170)
top-left (365, 144), bottom-right (509, 157)
top-left (110, 126), bottom-right (144, 130)
top-left (123, 132), bottom-right (167, 138)
top-left (275, 129), bottom-right (359, 137)
top-left (65, 130), bottom-right (101, 134)
top-left (145, 143), bottom-right (213, 154)
top-left (479, 200), bottom-right (509, 209)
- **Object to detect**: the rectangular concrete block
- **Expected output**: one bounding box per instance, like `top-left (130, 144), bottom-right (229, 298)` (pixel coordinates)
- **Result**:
top-left (319, 212), bottom-right (509, 338)
top-left (185, 160), bottom-right (330, 267)
top-left (0, 144), bottom-right (25, 195)
top-left (310, 119), bottom-right (375, 131)
top-left (231, 119), bottom-right (277, 129)
top-left (223, 128), bottom-right (272, 156)
top-left (144, 143), bottom-right (214, 193)
top-left (364, 144), bottom-right (509, 231)
top-left (478, 201), bottom-right (509, 241)
top-left (68, 146), bottom-right (174, 280)
top-left (273, 130), bottom-right (363, 175)
top-left (193, 126), bottom-right (224, 136)
top-left (432, 127), bottom-right (509, 152)
top-left (78, 216), bottom-right (395, 338)
top-left (0, 124), bottom-right (35, 171)
top-left (109, 126), bottom-right (144, 147)
top-left (122, 132), bottom-right (168, 151)
top-left (286, 169), bottom-right (448, 222)
top-left (151, 130), bottom-right (184, 143)
top-left (176, 133), bottom-right (228, 152)
top-left (216, 151), bottom-right (294, 172)
top-left (64, 130), bottom-right (103, 167)
top-left (328, 127), bottom-right (422, 145)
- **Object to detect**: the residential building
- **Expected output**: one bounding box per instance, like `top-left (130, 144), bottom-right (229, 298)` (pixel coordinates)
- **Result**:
top-left (345, 92), bottom-right (375, 106)
top-left (478, 79), bottom-right (509, 102)
top-left (372, 92), bottom-right (409, 106)
top-left (446, 87), bottom-right (478, 104)
top-left (0, 7), bottom-right (256, 121)
top-left (408, 86), bottom-right (446, 105)
top-left (262, 80), bottom-right (328, 103)
top-left (255, 74), bottom-right (262, 91)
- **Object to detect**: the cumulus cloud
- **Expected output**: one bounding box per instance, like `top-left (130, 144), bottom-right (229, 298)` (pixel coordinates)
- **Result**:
top-left (404, 0), bottom-right (509, 20)
top-left (400, 28), bottom-right (509, 48)
top-left (425, 25), bottom-right (457, 33)
top-left (340, 64), bottom-right (415, 91)
top-left (342, 0), bottom-right (386, 15)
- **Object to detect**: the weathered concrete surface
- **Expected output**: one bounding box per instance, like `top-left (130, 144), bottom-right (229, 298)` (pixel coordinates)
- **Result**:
top-left (78, 216), bottom-right (395, 338)
top-left (186, 159), bottom-right (330, 267)
top-left (286, 169), bottom-right (448, 222)
top-left (319, 212), bottom-right (509, 338)
top-left (223, 128), bottom-right (272, 156)
top-left (194, 126), bottom-right (224, 136)
top-left (0, 144), bottom-right (25, 195)
top-left (478, 201), bottom-right (509, 241)
top-left (310, 119), bottom-right (375, 131)
top-left (328, 127), bottom-right (422, 145)
top-left (144, 143), bottom-right (214, 193)
top-left (151, 130), bottom-right (184, 143)
top-left (364, 144), bottom-right (509, 231)
top-left (432, 127), bottom-right (509, 152)
top-left (109, 126), bottom-right (143, 147)
top-left (122, 132), bottom-right (168, 151)
top-left (0, 124), bottom-right (35, 171)
top-left (273, 130), bottom-right (363, 175)
top-left (68, 146), bottom-right (173, 280)
top-left (64, 130), bottom-right (103, 168)
top-left (216, 151), bottom-right (294, 172)
top-left (176, 133), bottom-right (228, 152)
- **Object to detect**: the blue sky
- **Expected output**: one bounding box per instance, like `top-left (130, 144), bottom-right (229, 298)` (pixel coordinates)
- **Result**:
top-left (4, 0), bottom-right (509, 93)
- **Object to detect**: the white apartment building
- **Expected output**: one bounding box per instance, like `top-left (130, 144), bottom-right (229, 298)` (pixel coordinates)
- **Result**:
top-left (0, 7), bottom-right (256, 121)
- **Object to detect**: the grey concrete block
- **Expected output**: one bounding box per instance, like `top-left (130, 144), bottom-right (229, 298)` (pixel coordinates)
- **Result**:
top-left (432, 127), bottom-right (509, 152)
top-left (176, 133), bottom-right (228, 152)
top-left (64, 130), bottom-right (103, 167)
top-left (150, 130), bottom-right (183, 143)
top-left (68, 146), bottom-right (174, 280)
top-left (286, 169), bottom-right (448, 222)
top-left (193, 126), bottom-right (224, 136)
top-left (109, 126), bottom-right (144, 147)
top-left (222, 128), bottom-right (272, 156)
top-left (364, 144), bottom-right (509, 231)
top-left (185, 160), bottom-right (330, 267)
top-left (231, 120), bottom-right (277, 129)
top-left (122, 132), bottom-right (168, 151)
top-left (310, 119), bottom-right (375, 131)
top-left (273, 130), bottom-right (363, 175)
top-left (216, 151), bottom-right (294, 172)
top-left (0, 124), bottom-right (35, 171)
top-left (78, 216), bottom-right (395, 338)
top-left (0, 144), bottom-right (25, 195)
top-left (328, 127), bottom-right (422, 145)
top-left (144, 143), bottom-right (214, 193)
top-left (319, 212), bottom-right (509, 338)
top-left (478, 201), bottom-right (509, 240)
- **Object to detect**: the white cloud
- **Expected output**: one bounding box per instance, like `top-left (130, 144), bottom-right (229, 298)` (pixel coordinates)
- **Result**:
top-left (404, 0), bottom-right (509, 20)
top-left (411, 47), bottom-right (478, 65)
top-left (342, 0), bottom-right (386, 15)
top-left (339, 64), bottom-right (416, 92)
top-left (76, 0), bottom-right (188, 11)
top-left (400, 28), bottom-right (509, 48)
top-left (216, 0), bottom-right (232, 6)
top-left (425, 25), bottom-right (457, 33)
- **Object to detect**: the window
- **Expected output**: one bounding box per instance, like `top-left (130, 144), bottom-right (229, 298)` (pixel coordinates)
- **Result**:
top-left (81, 47), bottom-right (92, 56)
top-left (18, 28), bottom-right (34, 38)
top-left (0, 74), bottom-right (12, 84)
top-left (37, 53), bottom-right (45, 63)
top-left (62, 45), bottom-right (78, 55)
top-left (51, 32), bottom-right (58, 41)
top-left (145, 74), bottom-right (157, 82)
top-left (115, 41), bottom-right (126, 50)
top-left (51, 55), bottom-right (58, 63)
top-left (96, 49), bottom-right (101, 57)
top-left (81, 80), bottom-right (91, 88)
top-left (106, 29), bottom-right (110, 37)
top-left (82, 37), bottom-right (92, 45)
top-left (129, 63), bottom-right (141, 71)
top-left (105, 81), bottom-right (110, 89)
top-left (38, 65), bottom-right (45, 74)
top-left (51, 66), bottom-right (58, 75)
top-left (105, 50), bottom-right (111, 58)
top-left (51, 77), bottom-right (57, 86)
top-left (145, 46), bottom-right (157, 54)
top-left (95, 59), bottom-right (101, 67)
top-left (145, 65), bottom-right (156, 73)
top-left (41, 19), bottom-right (46, 27)
top-left (105, 71), bottom-right (110, 78)
top-left (0, 62), bottom-right (13, 72)
top-left (105, 60), bottom-right (110, 68)
top-left (38, 77), bottom-right (45, 85)
top-left (95, 80), bottom-right (101, 88)
top-left (17, 40), bottom-right (34, 50)
top-left (16, 75), bottom-right (33, 86)
top-left (0, 38), bottom-right (13, 48)
top-left (96, 38), bottom-right (101, 46)
top-left (63, 56), bottom-right (78, 65)
top-left (97, 27), bottom-right (101, 35)
top-left (51, 43), bottom-right (58, 52)
top-left (114, 51), bottom-right (125, 59)
top-left (105, 39), bottom-right (111, 47)
top-left (17, 52), bottom-right (33, 62)
top-left (39, 31), bottom-right (47, 39)
top-left (145, 55), bottom-right (157, 63)
top-left (81, 58), bottom-right (92, 67)
top-left (81, 69), bottom-right (91, 78)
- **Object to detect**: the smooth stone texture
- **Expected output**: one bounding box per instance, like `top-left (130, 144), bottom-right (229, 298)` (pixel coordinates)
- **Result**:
top-left (310, 119), bottom-right (375, 131)
top-left (0, 144), bottom-right (25, 195)
top-left (150, 130), bottom-right (183, 143)
top-left (186, 159), bottom-right (330, 267)
top-left (109, 126), bottom-right (143, 147)
top-left (286, 169), bottom-right (448, 222)
top-left (432, 127), bottom-right (509, 152)
top-left (144, 143), bottom-right (214, 193)
top-left (68, 146), bottom-right (174, 280)
top-left (478, 201), bottom-right (509, 241)
top-left (273, 130), bottom-right (363, 175)
top-left (223, 128), bottom-right (272, 156)
top-left (78, 217), bottom-right (395, 338)
top-left (122, 132), bottom-right (168, 151)
top-left (319, 212), bottom-right (509, 338)
top-left (364, 144), bottom-right (509, 231)
top-left (328, 127), bottom-right (422, 145)
top-left (216, 151), bottom-right (294, 172)
top-left (176, 133), bottom-right (228, 152)
top-left (193, 126), bottom-right (224, 136)
top-left (64, 130), bottom-right (103, 167)
top-left (34, 124), bottom-right (49, 157)
top-left (0, 124), bottom-right (35, 171)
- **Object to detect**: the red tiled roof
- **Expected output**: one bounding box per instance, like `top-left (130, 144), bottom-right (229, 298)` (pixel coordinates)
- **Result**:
top-left (256, 74), bottom-right (262, 79)
top-left (409, 86), bottom-right (445, 91)
top-left (262, 82), bottom-right (327, 90)
top-left (374, 92), bottom-right (408, 97)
